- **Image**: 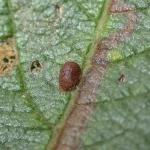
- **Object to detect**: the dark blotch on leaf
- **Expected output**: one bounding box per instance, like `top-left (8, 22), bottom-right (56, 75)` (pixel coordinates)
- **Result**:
top-left (118, 74), bottom-right (126, 82)
top-left (10, 55), bottom-right (16, 59)
top-left (30, 60), bottom-right (42, 74)
top-left (3, 57), bottom-right (9, 63)
top-left (59, 61), bottom-right (81, 91)
top-left (2, 66), bottom-right (7, 71)
top-left (55, 4), bottom-right (60, 10)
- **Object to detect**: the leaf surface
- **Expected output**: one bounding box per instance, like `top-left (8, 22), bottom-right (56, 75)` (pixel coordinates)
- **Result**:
top-left (0, 0), bottom-right (149, 150)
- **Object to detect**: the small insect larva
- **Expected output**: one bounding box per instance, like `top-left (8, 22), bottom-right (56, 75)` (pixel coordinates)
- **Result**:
top-left (59, 61), bottom-right (81, 91)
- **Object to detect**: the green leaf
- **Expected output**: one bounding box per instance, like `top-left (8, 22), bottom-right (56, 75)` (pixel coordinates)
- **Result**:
top-left (0, 0), bottom-right (149, 150)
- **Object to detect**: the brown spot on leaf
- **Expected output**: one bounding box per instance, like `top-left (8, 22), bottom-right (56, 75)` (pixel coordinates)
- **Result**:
top-left (0, 40), bottom-right (18, 76)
